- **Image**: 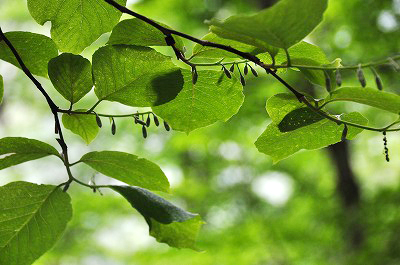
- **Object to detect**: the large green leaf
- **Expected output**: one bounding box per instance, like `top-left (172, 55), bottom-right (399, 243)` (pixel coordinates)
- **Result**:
top-left (27, 0), bottom-right (127, 53)
top-left (153, 70), bottom-right (244, 133)
top-left (208, 0), bottom-right (328, 50)
top-left (112, 185), bottom-right (203, 249)
top-left (108, 18), bottom-right (184, 50)
top-left (62, 111), bottom-right (99, 144)
top-left (92, 45), bottom-right (183, 107)
top-left (80, 151), bottom-right (169, 192)
top-left (255, 94), bottom-right (368, 163)
top-left (0, 181), bottom-right (72, 265)
top-left (328, 87), bottom-right (400, 114)
top-left (0, 75), bottom-right (3, 104)
top-left (48, 53), bottom-right (93, 104)
top-left (0, 32), bottom-right (58, 77)
top-left (0, 137), bottom-right (59, 170)
top-left (191, 33), bottom-right (265, 59)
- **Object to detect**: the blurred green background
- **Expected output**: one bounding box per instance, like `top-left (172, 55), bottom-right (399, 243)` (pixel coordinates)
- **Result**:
top-left (1, 0), bottom-right (400, 264)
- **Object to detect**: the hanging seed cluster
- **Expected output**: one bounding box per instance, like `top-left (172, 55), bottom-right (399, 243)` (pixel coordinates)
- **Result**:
top-left (383, 131), bottom-right (389, 162)
top-left (94, 112), bottom-right (170, 139)
top-left (222, 62), bottom-right (258, 86)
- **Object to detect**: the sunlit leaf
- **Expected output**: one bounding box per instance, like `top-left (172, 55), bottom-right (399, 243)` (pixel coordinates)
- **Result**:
top-left (191, 33), bottom-right (265, 59)
top-left (62, 111), bottom-right (99, 144)
top-left (108, 18), bottom-right (184, 50)
top-left (208, 0), bottom-right (328, 49)
top-left (153, 70), bottom-right (244, 133)
top-left (27, 0), bottom-right (127, 53)
top-left (0, 181), bottom-right (72, 265)
top-left (0, 137), bottom-right (59, 170)
top-left (328, 87), bottom-right (400, 114)
top-left (0, 31), bottom-right (58, 77)
top-left (255, 94), bottom-right (368, 163)
top-left (48, 53), bottom-right (93, 104)
top-left (112, 185), bottom-right (203, 249)
top-left (92, 45), bottom-right (183, 107)
top-left (80, 151), bottom-right (170, 192)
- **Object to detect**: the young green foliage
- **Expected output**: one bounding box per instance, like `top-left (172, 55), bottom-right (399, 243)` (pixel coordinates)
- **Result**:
top-left (80, 151), bottom-right (170, 192)
top-left (48, 53), bottom-right (93, 104)
top-left (108, 18), bottom-right (184, 50)
top-left (328, 87), bottom-right (400, 114)
top-left (111, 185), bottom-right (203, 249)
top-left (62, 112), bottom-right (99, 144)
top-left (0, 137), bottom-right (59, 170)
top-left (255, 94), bottom-right (368, 163)
top-left (0, 182), bottom-right (72, 265)
top-left (0, 32), bottom-right (58, 77)
top-left (208, 0), bottom-right (328, 50)
top-left (153, 70), bottom-right (244, 133)
top-left (27, 0), bottom-right (127, 53)
top-left (92, 45), bottom-right (183, 107)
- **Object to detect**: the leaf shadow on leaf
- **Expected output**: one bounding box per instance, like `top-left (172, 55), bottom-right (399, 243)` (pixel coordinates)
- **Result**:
top-left (151, 69), bottom-right (184, 106)
top-left (278, 107), bottom-right (324, 132)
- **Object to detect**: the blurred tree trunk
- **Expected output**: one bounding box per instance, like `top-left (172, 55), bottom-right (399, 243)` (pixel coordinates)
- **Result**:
top-left (328, 141), bottom-right (364, 249)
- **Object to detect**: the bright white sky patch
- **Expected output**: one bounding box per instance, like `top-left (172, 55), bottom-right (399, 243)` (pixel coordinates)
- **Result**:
top-left (377, 10), bottom-right (398, 32)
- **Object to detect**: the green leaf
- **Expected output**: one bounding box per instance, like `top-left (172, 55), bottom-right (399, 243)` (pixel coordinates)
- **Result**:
top-left (208, 0), bottom-right (328, 49)
top-left (191, 33), bottom-right (265, 59)
top-left (111, 185), bottom-right (203, 249)
top-left (48, 53), bottom-right (93, 104)
top-left (80, 151), bottom-right (169, 192)
top-left (0, 75), bottom-right (3, 105)
top-left (328, 87), bottom-right (400, 114)
top-left (0, 181), bottom-right (72, 265)
top-left (108, 18), bottom-right (184, 50)
top-left (62, 111), bottom-right (99, 144)
top-left (0, 31), bottom-right (58, 77)
top-left (255, 94), bottom-right (368, 163)
top-left (153, 70), bottom-right (244, 133)
top-left (0, 137), bottom-right (59, 170)
top-left (92, 45), bottom-right (183, 107)
top-left (27, 0), bottom-right (127, 54)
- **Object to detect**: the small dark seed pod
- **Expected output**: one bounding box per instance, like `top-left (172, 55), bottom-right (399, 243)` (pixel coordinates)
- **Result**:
top-left (383, 131), bottom-right (389, 162)
top-left (240, 74), bottom-right (246, 86)
top-left (335, 69), bottom-right (342, 87)
top-left (142, 125), bottom-right (147, 138)
top-left (95, 113), bottom-right (102, 128)
top-left (375, 75), bottom-right (383, 91)
top-left (357, 65), bottom-right (366, 87)
top-left (229, 64), bottom-right (235, 72)
top-left (244, 64), bottom-right (249, 75)
top-left (111, 118), bottom-right (116, 135)
top-left (249, 65), bottom-right (258, 77)
top-left (135, 117), bottom-right (146, 126)
top-left (153, 114), bottom-right (160, 126)
top-left (164, 121), bottom-right (171, 131)
top-left (192, 66), bottom-right (198, 85)
top-left (324, 71), bottom-right (331, 92)
top-left (222, 65), bottom-right (231, 79)
top-left (341, 124), bottom-right (348, 141)
top-left (146, 114), bottom-right (151, 127)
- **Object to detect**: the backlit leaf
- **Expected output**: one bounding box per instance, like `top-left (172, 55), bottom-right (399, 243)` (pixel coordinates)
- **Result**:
top-left (255, 94), bottom-right (368, 163)
top-left (62, 111), bottom-right (99, 144)
top-left (48, 53), bottom-right (93, 104)
top-left (80, 151), bottom-right (169, 192)
top-left (0, 137), bottom-right (59, 170)
top-left (112, 185), bottom-right (203, 249)
top-left (153, 70), bottom-right (244, 133)
top-left (92, 45), bottom-right (183, 107)
top-left (208, 0), bottom-right (328, 49)
top-left (0, 181), bottom-right (72, 265)
top-left (0, 31), bottom-right (58, 77)
top-left (27, 0), bottom-right (127, 53)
